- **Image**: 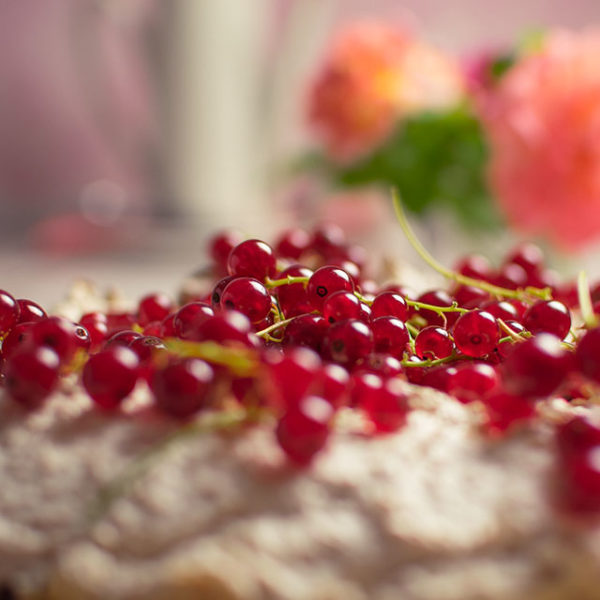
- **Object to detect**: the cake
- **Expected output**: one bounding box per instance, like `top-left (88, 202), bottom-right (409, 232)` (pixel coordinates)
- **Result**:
top-left (2, 219), bottom-right (600, 600)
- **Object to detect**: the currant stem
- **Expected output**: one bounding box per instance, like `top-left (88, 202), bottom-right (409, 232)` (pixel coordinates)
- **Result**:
top-left (578, 271), bottom-right (598, 329)
top-left (391, 189), bottom-right (551, 301)
top-left (165, 339), bottom-right (258, 376)
top-left (406, 299), bottom-right (468, 315)
top-left (255, 315), bottom-right (298, 338)
top-left (401, 352), bottom-right (458, 369)
top-left (265, 275), bottom-right (309, 289)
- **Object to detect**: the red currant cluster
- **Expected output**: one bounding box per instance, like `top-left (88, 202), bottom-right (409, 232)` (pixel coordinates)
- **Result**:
top-left (2, 220), bottom-right (600, 514)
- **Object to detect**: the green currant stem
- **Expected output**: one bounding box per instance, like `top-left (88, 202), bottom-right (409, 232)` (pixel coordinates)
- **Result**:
top-left (497, 318), bottom-right (529, 342)
top-left (405, 321), bottom-right (420, 338)
top-left (255, 315), bottom-right (298, 338)
top-left (354, 291), bottom-right (373, 305)
top-left (86, 409), bottom-right (259, 525)
top-left (406, 298), bottom-right (468, 315)
top-left (578, 271), bottom-right (598, 329)
top-left (391, 189), bottom-right (551, 301)
top-left (401, 352), bottom-right (458, 369)
top-left (265, 275), bottom-right (309, 289)
top-left (165, 339), bottom-right (258, 376)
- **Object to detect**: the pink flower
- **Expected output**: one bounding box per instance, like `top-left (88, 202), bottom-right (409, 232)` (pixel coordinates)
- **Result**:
top-left (483, 29), bottom-right (600, 251)
top-left (307, 22), bottom-right (464, 162)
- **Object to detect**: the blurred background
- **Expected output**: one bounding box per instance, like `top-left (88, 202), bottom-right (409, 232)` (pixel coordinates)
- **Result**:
top-left (1, 0), bottom-right (599, 306)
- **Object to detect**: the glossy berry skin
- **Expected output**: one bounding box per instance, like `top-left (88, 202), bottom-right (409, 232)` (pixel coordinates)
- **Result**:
top-left (138, 293), bottom-right (174, 326)
top-left (322, 291), bottom-right (361, 324)
top-left (210, 276), bottom-right (235, 310)
top-left (105, 312), bottom-right (136, 335)
top-left (313, 363), bottom-right (350, 408)
top-left (421, 365), bottom-right (458, 393)
top-left (274, 265), bottom-right (313, 318)
top-left (160, 313), bottom-right (177, 337)
top-left (494, 263), bottom-right (528, 290)
top-left (306, 266), bottom-right (354, 311)
top-left (190, 311), bottom-right (255, 347)
top-left (4, 346), bottom-right (60, 409)
top-left (173, 303), bottom-right (214, 340)
top-left (104, 329), bottom-right (143, 348)
top-left (275, 395), bottom-right (333, 465)
top-left (129, 336), bottom-right (167, 362)
top-left (0, 290), bottom-right (19, 335)
top-left (82, 346), bottom-right (140, 410)
top-left (416, 290), bottom-right (456, 327)
top-left (16, 299), bottom-right (46, 324)
top-left (370, 292), bottom-right (408, 321)
top-left (227, 239), bottom-right (277, 281)
top-left (501, 333), bottom-right (572, 398)
top-left (576, 327), bottom-right (600, 383)
top-left (151, 358), bottom-right (214, 418)
top-left (357, 301), bottom-right (372, 323)
top-left (448, 363), bottom-right (499, 404)
top-left (262, 347), bottom-right (321, 410)
top-left (360, 378), bottom-right (408, 433)
top-left (324, 319), bottom-right (373, 366)
top-left (453, 285), bottom-right (489, 309)
top-left (504, 242), bottom-right (544, 277)
top-left (455, 254), bottom-right (492, 280)
top-left (523, 300), bottom-right (571, 340)
top-left (80, 312), bottom-right (109, 350)
top-left (494, 320), bottom-right (527, 361)
top-left (453, 310), bottom-right (499, 358)
top-left (371, 316), bottom-right (409, 358)
top-left (283, 315), bottom-right (328, 353)
top-left (310, 223), bottom-right (346, 257)
top-left (274, 228), bottom-right (310, 260)
top-left (1, 323), bottom-right (33, 359)
top-left (480, 300), bottom-right (519, 323)
top-left (221, 277), bottom-right (272, 323)
top-left (356, 353), bottom-right (403, 378)
top-left (30, 317), bottom-right (90, 362)
top-left (414, 326), bottom-right (453, 360)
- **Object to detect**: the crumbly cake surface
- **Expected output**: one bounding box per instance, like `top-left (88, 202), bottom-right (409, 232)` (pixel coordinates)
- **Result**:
top-left (2, 381), bottom-right (600, 600)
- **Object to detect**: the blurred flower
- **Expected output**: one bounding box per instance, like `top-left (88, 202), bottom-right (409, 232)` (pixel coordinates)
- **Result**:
top-left (307, 22), bottom-right (464, 162)
top-left (483, 29), bottom-right (600, 251)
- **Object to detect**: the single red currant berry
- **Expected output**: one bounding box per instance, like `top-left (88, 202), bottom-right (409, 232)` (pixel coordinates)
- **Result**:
top-left (494, 320), bottom-right (527, 360)
top-left (356, 353), bottom-right (403, 378)
top-left (209, 230), bottom-right (244, 274)
top-left (494, 263), bottom-right (528, 290)
top-left (322, 290), bottom-right (361, 324)
top-left (276, 395), bottom-right (333, 465)
top-left (414, 326), bottom-right (453, 360)
top-left (311, 363), bottom-right (349, 408)
top-left (105, 329), bottom-right (143, 348)
top-left (306, 266), bottom-right (354, 311)
top-left (361, 378), bottom-right (408, 433)
top-left (138, 293), bottom-right (174, 326)
top-left (310, 223), bottom-right (346, 256)
top-left (480, 300), bottom-right (519, 322)
top-left (283, 314), bottom-right (328, 354)
top-left (160, 312), bottom-right (177, 337)
top-left (82, 346), bottom-right (140, 410)
top-left (221, 277), bottom-right (272, 323)
top-left (371, 316), bottom-right (409, 358)
top-left (4, 346), bottom-right (60, 408)
top-left (448, 362), bottom-right (499, 403)
top-left (173, 302), bottom-right (215, 340)
top-left (210, 276), bottom-right (235, 310)
top-left (557, 416), bottom-right (600, 458)
top-left (0, 290), bottom-right (19, 335)
top-left (370, 292), bottom-right (408, 321)
top-left (455, 254), bottom-right (492, 280)
top-left (357, 301), bottom-right (372, 323)
top-left (416, 290), bottom-right (457, 327)
top-left (151, 358), bottom-right (214, 418)
top-left (80, 312), bottom-right (109, 350)
top-left (453, 310), bottom-right (499, 358)
top-left (191, 311), bottom-right (255, 347)
top-left (483, 392), bottom-right (535, 436)
top-left (31, 317), bottom-right (90, 362)
top-left (504, 242), bottom-right (544, 276)
top-left (275, 265), bottom-right (313, 318)
top-left (502, 333), bottom-right (572, 398)
top-left (227, 239), bottom-right (276, 281)
top-left (16, 299), bottom-right (46, 324)
top-left (1, 323), bottom-right (33, 359)
top-left (129, 336), bottom-right (167, 362)
top-left (262, 347), bottom-right (321, 410)
top-left (453, 285), bottom-right (489, 309)
top-left (576, 327), bottom-right (600, 383)
top-left (421, 365), bottom-right (459, 393)
top-left (523, 300), bottom-right (571, 340)
top-left (274, 228), bottom-right (311, 260)
top-left (324, 319), bottom-right (373, 366)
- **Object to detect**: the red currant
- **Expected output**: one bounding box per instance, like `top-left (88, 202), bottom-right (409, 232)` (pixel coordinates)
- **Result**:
top-left (452, 310), bottom-right (499, 358)
top-left (306, 266), bottom-right (354, 311)
top-left (414, 326), bottom-right (453, 360)
top-left (227, 239), bottom-right (276, 281)
top-left (221, 277), bottom-right (272, 323)
top-left (523, 300), bottom-right (571, 340)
